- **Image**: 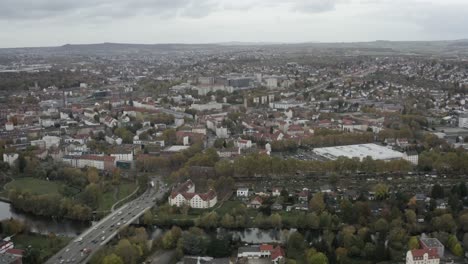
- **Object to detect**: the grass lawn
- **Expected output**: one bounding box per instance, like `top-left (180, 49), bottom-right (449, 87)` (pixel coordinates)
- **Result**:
top-left (97, 181), bottom-right (138, 211)
top-left (4, 178), bottom-right (63, 196)
top-left (213, 200), bottom-right (244, 215)
top-left (12, 233), bottom-right (71, 261)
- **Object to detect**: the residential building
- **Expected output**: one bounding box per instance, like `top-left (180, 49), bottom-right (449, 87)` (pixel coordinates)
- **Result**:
top-left (405, 248), bottom-right (439, 264)
top-left (62, 155), bottom-right (115, 171)
top-left (237, 245), bottom-right (285, 263)
top-left (248, 196), bottom-right (263, 209)
top-left (237, 188), bottom-right (250, 197)
top-left (235, 139), bottom-right (252, 150)
top-left (168, 180), bottom-right (217, 209)
top-left (42, 135), bottom-right (61, 149)
top-left (2, 153), bottom-right (18, 167)
top-left (420, 237), bottom-right (444, 258)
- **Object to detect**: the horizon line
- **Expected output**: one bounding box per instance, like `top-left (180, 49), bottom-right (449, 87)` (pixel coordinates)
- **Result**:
top-left (1, 38), bottom-right (468, 49)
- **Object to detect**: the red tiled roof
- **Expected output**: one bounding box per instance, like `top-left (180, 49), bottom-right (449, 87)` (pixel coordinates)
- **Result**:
top-left (251, 196), bottom-right (263, 204)
top-left (80, 155), bottom-right (115, 162)
top-left (260, 244), bottom-right (274, 252)
top-left (198, 190), bottom-right (217, 201)
top-left (271, 246), bottom-right (285, 260)
top-left (411, 248), bottom-right (439, 260)
top-left (6, 248), bottom-right (24, 256)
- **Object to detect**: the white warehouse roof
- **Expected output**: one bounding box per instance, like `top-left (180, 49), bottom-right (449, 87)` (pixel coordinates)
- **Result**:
top-left (313, 143), bottom-right (404, 161)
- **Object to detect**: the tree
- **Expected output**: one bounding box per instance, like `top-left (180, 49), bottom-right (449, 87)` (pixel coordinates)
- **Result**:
top-left (307, 252), bottom-right (328, 264)
top-left (112, 168), bottom-right (121, 185)
top-left (374, 184), bottom-right (389, 200)
top-left (374, 218), bottom-right (389, 234)
top-left (408, 236), bottom-right (419, 250)
top-left (161, 226), bottom-right (182, 249)
top-left (221, 213), bottom-right (235, 229)
top-left (431, 184), bottom-right (444, 199)
top-left (102, 254), bottom-right (124, 264)
top-left (459, 213), bottom-right (468, 232)
top-left (180, 228), bottom-right (210, 255)
top-left (162, 129), bottom-right (177, 145)
top-left (115, 239), bottom-right (140, 264)
top-left (196, 212), bottom-right (219, 229)
top-left (309, 193), bottom-right (325, 213)
top-left (432, 214), bottom-right (456, 233)
top-left (87, 168), bottom-right (99, 184)
top-left (207, 236), bottom-right (231, 258)
top-left (287, 232), bottom-right (305, 259)
top-left (270, 213), bottom-right (282, 229)
top-left (81, 183), bottom-right (101, 209)
top-left (17, 154), bottom-right (27, 173)
top-left (143, 210), bottom-right (153, 225)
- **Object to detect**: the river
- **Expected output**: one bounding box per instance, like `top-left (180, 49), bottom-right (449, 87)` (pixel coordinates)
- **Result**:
top-left (0, 201), bottom-right (90, 237)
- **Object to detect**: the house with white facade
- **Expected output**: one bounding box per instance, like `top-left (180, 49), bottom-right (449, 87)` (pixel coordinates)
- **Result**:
top-left (235, 139), bottom-right (252, 150)
top-left (406, 248), bottom-right (439, 264)
top-left (168, 180), bottom-right (217, 209)
top-left (2, 153), bottom-right (18, 166)
top-left (42, 136), bottom-right (61, 149)
top-left (236, 188), bottom-right (250, 197)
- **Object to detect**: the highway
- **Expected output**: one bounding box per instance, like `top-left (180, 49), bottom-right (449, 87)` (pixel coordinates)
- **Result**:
top-left (46, 178), bottom-right (168, 264)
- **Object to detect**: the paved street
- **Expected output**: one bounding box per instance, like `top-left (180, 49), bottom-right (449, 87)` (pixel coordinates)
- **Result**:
top-left (46, 177), bottom-right (168, 264)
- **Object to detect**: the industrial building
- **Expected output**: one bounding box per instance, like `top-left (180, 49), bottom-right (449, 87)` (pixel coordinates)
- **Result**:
top-left (313, 143), bottom-right (418, 164)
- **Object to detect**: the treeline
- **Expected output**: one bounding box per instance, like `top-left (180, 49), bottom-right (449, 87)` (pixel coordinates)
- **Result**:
top-left (90, 227), bottom-right (152, 264)
top-left (419, 150), bottom-right (468, 173)
top-left (212, 153), bottom-right (412, 178)
top-left (8, 189), bottom-right (92, 221)
top-left (0, 70), bottom-right (104, 91)
top-left (137, 144), bottom-right (201, 172)
top-left (159, 226), bottom-right (232, 260)
top-left (269, 132), bottom-right (374, 152)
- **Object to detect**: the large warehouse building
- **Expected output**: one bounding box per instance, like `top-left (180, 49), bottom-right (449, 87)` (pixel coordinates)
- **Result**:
top-left (313, 143), bottom-right (418, 164)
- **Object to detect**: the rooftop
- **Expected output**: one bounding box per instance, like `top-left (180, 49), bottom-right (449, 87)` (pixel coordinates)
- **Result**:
top-left (313, 143), bottom-right (404, 161)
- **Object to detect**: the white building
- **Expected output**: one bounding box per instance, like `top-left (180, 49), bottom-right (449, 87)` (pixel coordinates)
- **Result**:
top-left (269, 100), bottom-right (306, 110)
top-left (403, 152), bottom-right (419, 165)
top-left (110, 150), bottom-right (133, 162)
top-left (62, 155), bottom-right (115, 171)
top-left (2, 153), bottom-right (18, 166)
top-left (5, 122), bottom-right (14, 131)
top-left (406, 249), bottom-right (439, 264)
top-left (237, 188), bottom-right (250, 197)
top-left (42, 136), bottom-right (61, 149)
top-left (265, 78), bottom-right (278, 89)
top-left (235, 139), bottom-right (252, 150)
top-left (313, 143), bottom-right (408, 162)
top-left (459, 115), bottom-right (468, 128)
top-left (168, 180), bottom-right (217, 209)
top-left (216, 127), bottom-right (229, 139)
top-left (191, 102), bottom-right (223, 111)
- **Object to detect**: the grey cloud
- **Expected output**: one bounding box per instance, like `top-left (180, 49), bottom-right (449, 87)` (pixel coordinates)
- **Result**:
top-left (0, 0), bottom-right (342, 20)
top-left (0, 0), bottom-right (217, 20)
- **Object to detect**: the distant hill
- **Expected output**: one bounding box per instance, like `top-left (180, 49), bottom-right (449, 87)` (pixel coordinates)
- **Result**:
top-left (1, 40), bottom-right (468, 56)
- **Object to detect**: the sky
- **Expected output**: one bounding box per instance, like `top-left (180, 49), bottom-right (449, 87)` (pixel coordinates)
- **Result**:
top-left (0, 0), bottom-right (467, 48)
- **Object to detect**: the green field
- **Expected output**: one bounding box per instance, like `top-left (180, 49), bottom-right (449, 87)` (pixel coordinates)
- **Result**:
top-left (4, 177), bottom-right (63, 196)
top-left (97, 181), bottom-right (138, 211)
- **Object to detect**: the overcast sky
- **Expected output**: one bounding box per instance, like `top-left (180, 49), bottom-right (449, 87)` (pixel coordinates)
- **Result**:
top-left (0, 0), bottom-right (467, 48)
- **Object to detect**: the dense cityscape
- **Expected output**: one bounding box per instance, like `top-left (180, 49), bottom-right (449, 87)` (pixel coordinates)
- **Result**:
top-left (1, 22), bottom-right (468, 264)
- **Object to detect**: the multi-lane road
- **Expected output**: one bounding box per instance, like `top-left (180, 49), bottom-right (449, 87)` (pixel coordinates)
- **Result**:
top-left (46, 178), bottom-right (168, 264)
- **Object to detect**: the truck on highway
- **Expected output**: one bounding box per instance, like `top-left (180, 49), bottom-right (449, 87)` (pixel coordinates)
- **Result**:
top-left (149, 181), bottom-right (155, 188)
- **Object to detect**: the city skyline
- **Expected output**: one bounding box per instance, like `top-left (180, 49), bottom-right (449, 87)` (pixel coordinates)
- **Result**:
top-left (1, 0), bottom-right (468, 48)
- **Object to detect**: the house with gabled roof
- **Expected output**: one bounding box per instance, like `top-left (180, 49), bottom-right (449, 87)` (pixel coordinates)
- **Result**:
top-left (168, 180), bottom-right (217, 209)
